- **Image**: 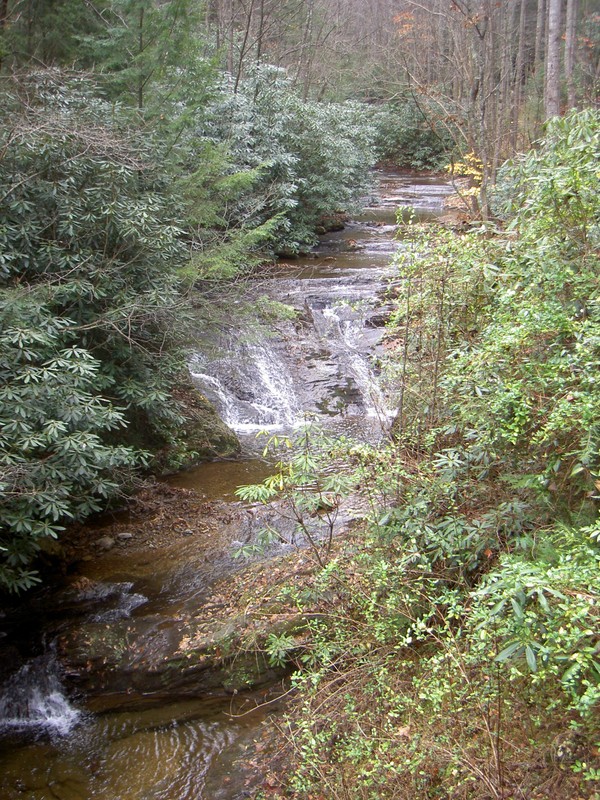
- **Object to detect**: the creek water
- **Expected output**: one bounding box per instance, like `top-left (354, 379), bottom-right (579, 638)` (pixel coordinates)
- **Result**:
top-left (0, 172), bottom-right (452, 800)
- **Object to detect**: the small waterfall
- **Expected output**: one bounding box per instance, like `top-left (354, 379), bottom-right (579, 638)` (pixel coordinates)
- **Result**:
top-left (0, 583), bottom-right (145, 742)
top-left (192, 291), bottom-right (393, 439)
top-left (0, 653), bottom-right (81, 737)
top-left (190, 337), bottom-right (302, 433)
top-left (316, 302), bottom-right (393, 422)
top-left (189, 174), bottom-right (453, 445)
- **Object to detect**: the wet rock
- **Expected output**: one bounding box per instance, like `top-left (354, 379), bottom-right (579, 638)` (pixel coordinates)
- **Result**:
top-left (365, 309), bottom-right (392, 328)
top-left (315, 211), bottom-right (347, 234)
top-left (172, 385), bottom-right (241, 465)
top-left (57, 608), bottom-right (310, 708)
top-left (117, 532), bottom-right (134, 542)
top-left (95, 536), bottom-right (115, 551)
top-left (38, 537), bottom-right (66, 558)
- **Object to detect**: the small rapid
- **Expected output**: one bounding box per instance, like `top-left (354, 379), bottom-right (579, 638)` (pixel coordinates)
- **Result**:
top-left (191, 173), bottom-right (454, 448)
top-left (0, 654), bottom-right (81, 737)
top-left (0, 171), bottom-right (452, 800)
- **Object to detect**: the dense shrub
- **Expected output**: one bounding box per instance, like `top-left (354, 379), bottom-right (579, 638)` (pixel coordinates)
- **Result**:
top-left (372, 97), bottom-right (454, 170)
top-left (0, 82), bottom-right (191, 591)
top-left (202, 65), bottom-right (377, 254)
top-left (256, 109), bottom-right (600, 800)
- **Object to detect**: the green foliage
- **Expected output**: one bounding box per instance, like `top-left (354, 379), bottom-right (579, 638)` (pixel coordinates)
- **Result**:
top-left (0, 295), bottom-right (139, 592)
top-left (0, 86), bottom-right (190, 427)
top-left (235, 423), bottom-right (354, 566)
top-left (267, 109), bottom-right (600, 800)
top-left (276, 517), bottom-right (599, 799)
top-left (264, 631), bottom-right (298, 668)
top-left (387, 109), bottom-right (600, 508)
top-left (69, 0), bottom-right (214, 115)
top-left (0, 78), bottom-right (192, 590)
top-left (204, 65), bottom-right (377, 254)
top-left (474, 525), bottom-right (600, 716)
top-left (0, 58), bottom-right (379, 591)
top-left (372, 97), bottom-right (454, 170)
top-left (446, 113), bottom-right (599, 500)
top-left (0, 0), bottom-right (103, 66)
top-left (384, 224), bottom-right (500, 438)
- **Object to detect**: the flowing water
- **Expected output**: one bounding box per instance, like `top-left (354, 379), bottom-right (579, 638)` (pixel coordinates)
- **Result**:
top-left (0, 172), bottom-right (451, 799)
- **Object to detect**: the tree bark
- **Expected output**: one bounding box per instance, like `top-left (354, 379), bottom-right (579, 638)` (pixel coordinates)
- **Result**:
top-left (511, 0), bottom-right (528, 150)
top-left (534, 0), bottom-right (547, 69)
top-left (564, 0), bottom-right (579, 109)
top-left (0, 0), bottom-right (8, 69)
top-left (545, 0), bottom-right (563, 119)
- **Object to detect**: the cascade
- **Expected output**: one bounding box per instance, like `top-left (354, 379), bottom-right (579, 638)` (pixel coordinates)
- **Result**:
top-left (0, 653), bottom-right (81, 737)
top-left (0, 172), bottom-right (452, 800)
top-left (190, 173), bottom-right (454, 448)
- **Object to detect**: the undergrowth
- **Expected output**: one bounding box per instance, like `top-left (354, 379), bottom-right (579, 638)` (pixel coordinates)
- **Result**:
top-left (245, 110), bottom-right (600, 800)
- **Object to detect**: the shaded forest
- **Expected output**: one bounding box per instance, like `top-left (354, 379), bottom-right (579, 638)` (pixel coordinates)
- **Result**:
top-left (0, 3), bottom-right (599, 797)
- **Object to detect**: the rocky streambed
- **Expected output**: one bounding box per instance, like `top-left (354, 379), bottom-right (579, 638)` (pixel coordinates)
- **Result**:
top-left (0, 172), bottom-right (454, 800)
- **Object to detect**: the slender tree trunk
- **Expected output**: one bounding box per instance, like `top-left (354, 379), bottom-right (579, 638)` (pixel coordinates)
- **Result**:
top-left (0, 0), bottom-right (8, 69)
top-left (564, 0), bottom-right (579, 109)
top-left (497, 0), bottom-right (516, 167)
top-left (545, 0), bottom-right (563, 119)
top-left (534, 0), bottom-right (547, 69)
top-left (138, 5), bottom-right (145, 110)
top-left (256, 0), bottom-right (265, 65)
top-left (476, 9), bottom-right (490, 217)
top-left (227, 0), bottom-right (235, 76)
top-left (233, 0), bottom-right (255, 93)
top-left (300, 0), bottom-right (314, 99)
top-left (512, 0), bottom-right (528, 150)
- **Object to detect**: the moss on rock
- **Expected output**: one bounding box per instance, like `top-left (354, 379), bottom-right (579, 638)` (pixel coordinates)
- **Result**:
top-left (153, 381), bottom-right (241, 472)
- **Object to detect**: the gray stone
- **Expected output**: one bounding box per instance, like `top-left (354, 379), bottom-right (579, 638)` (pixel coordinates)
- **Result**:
top-left (95, 536), bottom-right (115, 551)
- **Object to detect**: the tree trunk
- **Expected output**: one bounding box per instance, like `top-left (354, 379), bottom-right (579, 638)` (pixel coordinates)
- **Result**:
top-left (564, 0), bottom-right (579, 109)
top-left (511, 0), bottom-right (528, 150)
top-left (138, 5), bottom-right (145, 110)
top-left (0, 0), bottom-right (8, 69)
top-left (545, 0), bottom-right (563, 119)
top-left (255, 0), bottom-right (265, 65)
top-left (534, 0), bottom-right (547, 69)
top-left (233, 0), bottom-right (255, 93)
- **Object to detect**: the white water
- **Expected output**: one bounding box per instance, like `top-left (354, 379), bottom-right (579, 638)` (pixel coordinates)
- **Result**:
top-left (0, 171), bottom-right (452, 799)
top-left (192, 246), bottom-right (400, 440)
top-left (0, 655), bottom-right (81, 737)
top-left (190, 176), bottom-right (452, 446)
top-left (190, 337), bottom-right (302, 433)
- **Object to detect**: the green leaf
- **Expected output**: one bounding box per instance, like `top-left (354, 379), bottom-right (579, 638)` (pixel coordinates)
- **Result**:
top-left (525, 644), bottom-right (537, 673)
top-left (495, 641), bottom-right (523, 662)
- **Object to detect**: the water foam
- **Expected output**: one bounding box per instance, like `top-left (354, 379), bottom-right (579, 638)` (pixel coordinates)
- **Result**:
top-left (0, 655), bottom-right (81, 737)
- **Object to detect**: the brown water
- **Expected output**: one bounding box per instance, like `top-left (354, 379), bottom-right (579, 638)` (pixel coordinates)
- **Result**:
top-left (0, 172), bottom-right (451, 800)
top-left (0, 690), bottom-right (285, 800)
top-left (166, 458), bottom-right (274, 499)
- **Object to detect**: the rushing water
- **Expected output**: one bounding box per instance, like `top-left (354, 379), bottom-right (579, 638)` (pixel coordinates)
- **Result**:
top-left (0, 172), bottom-right (451, 800)
top-left (0, 653), bottom-right (82, 738)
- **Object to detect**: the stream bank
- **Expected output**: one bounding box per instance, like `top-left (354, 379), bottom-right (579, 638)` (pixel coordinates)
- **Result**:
top-left (0, 172), bottom-right (453, 800)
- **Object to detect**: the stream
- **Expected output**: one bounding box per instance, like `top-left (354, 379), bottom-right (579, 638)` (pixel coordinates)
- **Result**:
top-left (0, 172), bottom-right (452, 799)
